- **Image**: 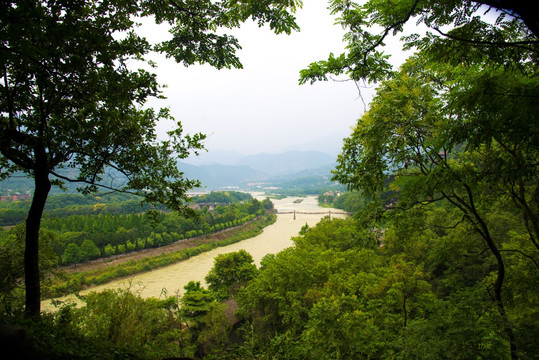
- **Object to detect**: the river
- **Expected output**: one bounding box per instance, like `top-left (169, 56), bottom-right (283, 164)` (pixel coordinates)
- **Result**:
top-left (41, 195), bottom-right (346, 312)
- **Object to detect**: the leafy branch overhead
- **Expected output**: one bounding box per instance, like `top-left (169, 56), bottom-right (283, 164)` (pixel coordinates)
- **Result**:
top-left (154, 0), bottom-right (302, 69)
top-left (299, 0), bottom-right (538, 84)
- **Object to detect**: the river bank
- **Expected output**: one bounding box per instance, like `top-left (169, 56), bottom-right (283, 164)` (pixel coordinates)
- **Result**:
top-left (43, 213), bottom-right (275, 300)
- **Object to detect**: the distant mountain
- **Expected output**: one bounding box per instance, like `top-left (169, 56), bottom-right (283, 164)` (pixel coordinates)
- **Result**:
top-left (179, 162), bottom-right (269, 189)
top-left (182, 149), bottom-right (245, 166)
top-left (279, 133), bottom-right (347, 156)
top-left (269, 163), bottom-right (336, 182)
top-left (235, 151), bottom-right (335, 177)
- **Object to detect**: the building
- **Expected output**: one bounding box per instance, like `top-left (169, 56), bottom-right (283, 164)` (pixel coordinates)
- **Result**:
top-left (0, 194), bottom-right (31, 202)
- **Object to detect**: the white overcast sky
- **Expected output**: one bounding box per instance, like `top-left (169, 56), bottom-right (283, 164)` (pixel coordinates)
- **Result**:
top-left (141, 0), bottom-right (407, 159)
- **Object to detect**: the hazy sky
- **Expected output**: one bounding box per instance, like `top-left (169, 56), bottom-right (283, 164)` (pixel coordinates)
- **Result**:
top-left (142, 1), bottom-right (392, 159)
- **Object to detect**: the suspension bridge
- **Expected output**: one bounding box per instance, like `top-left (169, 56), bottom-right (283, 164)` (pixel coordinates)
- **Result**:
top-left (276, 209), bottom-right (353, 220)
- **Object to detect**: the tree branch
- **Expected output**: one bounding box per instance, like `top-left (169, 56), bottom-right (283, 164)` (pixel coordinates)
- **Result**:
top-left (49, 170), bottom-right (138, 195)
top-left (499, 249), bottom-right (539, 268)
top-left (362, 0), bottom-right (421, 66)
top-left (432, 26), bottom-right (539, 53)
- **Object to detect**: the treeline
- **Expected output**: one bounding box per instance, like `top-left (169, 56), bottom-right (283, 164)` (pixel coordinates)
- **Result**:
top-left (0, 192), bottom-right (150, 226)
top-left (45, 198), bottom-right (272, 265)
top-left (0, 191), bottom-right (256, 226)
top-left (318, 188), bottom-right (398, 213)
top-left (43, 213), bottom-right (277, 299)
top-left (190, 191), bottom-right (252, 204)
top-left (265, 185), bottom-right (345, 199)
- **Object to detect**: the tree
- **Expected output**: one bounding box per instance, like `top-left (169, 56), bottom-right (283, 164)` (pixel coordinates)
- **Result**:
top-left (248, 199), bottom-right (263, 215)
top-left (79, 287), bottom-right (183, 354)
top-left (261, 197), bottom-right (274, 211)
top-left (331, 55), bottom-right (538, 359)
top-left (205, 250), bottom-right (258, 301)
top-left (104, 244), bottom-right (115, 257)
top-left (298, 2), bottom-right (537, 359)
top-left (0, 224), bottom-right (57, 308)
top-left (180, 281), bottom-right (215, 322)
top-left (179, 281), bottom-right (230, 357)
top-left (62, 243), bottom-right (82, 265)
top-left (80, 239), bottom-right (101, 261)
top-left (196, 302), bottom-right (231, 356)
top-left (1, 0), bottom-right (301, 316)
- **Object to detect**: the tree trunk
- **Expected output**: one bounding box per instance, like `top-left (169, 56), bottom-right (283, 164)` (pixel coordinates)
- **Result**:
top-left (471, 205), bottom-right (518, 360)
top-left (402, 295), bottom-right (407, 360)
top-left (490, 244), bottom-right (518, 360)
top-left (446, 189), bottom-right (519, 360)
top-left (24, 167), bottom-right (51, 317)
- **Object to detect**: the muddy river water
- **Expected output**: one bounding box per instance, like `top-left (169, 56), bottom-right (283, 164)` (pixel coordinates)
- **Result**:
top-left (41, 195), bottom-right (346, 312)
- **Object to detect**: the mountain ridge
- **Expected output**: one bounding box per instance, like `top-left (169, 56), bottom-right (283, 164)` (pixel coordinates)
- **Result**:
top-left (179, 150), bottom-right (337, 190)
top-left (234, 150), bottom-right (335, 176)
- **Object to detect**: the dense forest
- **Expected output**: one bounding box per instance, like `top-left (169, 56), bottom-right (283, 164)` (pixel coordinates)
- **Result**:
top-left (319, 191), bottom-right (372, 213)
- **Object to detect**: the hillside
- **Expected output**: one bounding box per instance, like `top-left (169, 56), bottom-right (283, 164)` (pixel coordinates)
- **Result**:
top-left (235, 151), bottom-right (335, 176)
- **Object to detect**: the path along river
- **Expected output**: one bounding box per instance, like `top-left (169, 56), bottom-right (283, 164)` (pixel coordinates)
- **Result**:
top-left (41, 195), bottom-right (347, 312)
